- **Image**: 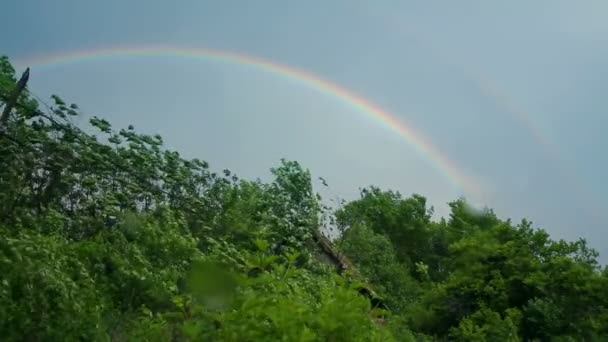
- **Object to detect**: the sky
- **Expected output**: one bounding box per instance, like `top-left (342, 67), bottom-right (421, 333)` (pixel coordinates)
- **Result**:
top-left (2, 0), bottom-right (608, 259)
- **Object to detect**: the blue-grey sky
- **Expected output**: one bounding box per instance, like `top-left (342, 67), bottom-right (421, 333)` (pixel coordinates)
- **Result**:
top-left (2, 0), bottom-right (608, 259)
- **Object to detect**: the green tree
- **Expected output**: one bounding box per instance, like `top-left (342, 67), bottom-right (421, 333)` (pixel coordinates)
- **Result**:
top-left (339, 224), bottom-right (420, 313)
top-left (336, 188), bottom-right (433, 273)
top-left (2, 54), bottom-right (607, 341)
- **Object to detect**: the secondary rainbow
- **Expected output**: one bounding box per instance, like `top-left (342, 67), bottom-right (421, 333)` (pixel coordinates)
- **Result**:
top-left (15, 45), bottom-right (482, 198)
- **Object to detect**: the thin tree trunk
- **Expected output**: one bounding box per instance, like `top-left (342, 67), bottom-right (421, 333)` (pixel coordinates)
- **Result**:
top-left (1, 68), bottom-right (30, 131)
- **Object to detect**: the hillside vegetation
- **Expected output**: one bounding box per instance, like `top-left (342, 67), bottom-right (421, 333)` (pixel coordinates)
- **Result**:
top-left (1, 56), bottom-right (608, 341)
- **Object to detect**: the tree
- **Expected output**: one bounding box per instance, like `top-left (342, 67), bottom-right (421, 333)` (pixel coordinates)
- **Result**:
top-left (336, 188), bottom-right (433, 272)
top-left (339, 224), bottom-right (420, 313)
top-left (1, 54), bottom-right (607, 341)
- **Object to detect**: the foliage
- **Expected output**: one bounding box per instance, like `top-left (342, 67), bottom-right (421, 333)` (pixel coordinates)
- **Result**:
top-left (336, 188), bottom-right (433, 274)
top-left (339, 224), bottom-right (420, 313)
top-left (1, 55), bottom-right (608, 341)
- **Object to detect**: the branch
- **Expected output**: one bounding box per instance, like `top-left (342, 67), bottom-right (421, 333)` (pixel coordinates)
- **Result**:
top-left (1, 67), bottom-right (30, 130)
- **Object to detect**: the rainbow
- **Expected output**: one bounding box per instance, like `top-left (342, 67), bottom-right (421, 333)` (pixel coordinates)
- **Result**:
top-left (378, 17), bottom-right (604, 212)
top-left (15, 45), bottom-right (482, 198)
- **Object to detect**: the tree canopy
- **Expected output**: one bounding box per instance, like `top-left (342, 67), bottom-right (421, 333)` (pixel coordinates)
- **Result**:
top-left (1, 56), bottom-right (607, 341)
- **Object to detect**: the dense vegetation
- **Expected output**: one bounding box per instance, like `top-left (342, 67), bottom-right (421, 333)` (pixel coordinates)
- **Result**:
top-left (1, 55), bottom-right (608, 341)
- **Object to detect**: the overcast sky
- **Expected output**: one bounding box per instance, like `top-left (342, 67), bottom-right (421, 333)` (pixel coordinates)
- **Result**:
top-left (3, 0), bottom-right (608, 259)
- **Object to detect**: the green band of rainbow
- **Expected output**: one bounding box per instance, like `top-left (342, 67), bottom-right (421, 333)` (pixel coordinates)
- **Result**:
top-left (15, 45), bottom-right (481, 198)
